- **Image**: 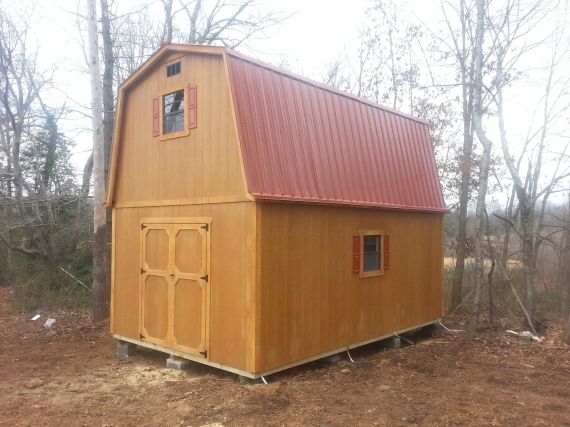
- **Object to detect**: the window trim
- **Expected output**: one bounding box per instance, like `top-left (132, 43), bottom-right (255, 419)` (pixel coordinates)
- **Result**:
top-left (358, 229), bottom-right (385, 278)
top-left (158, 86), bottom-right (190, 141)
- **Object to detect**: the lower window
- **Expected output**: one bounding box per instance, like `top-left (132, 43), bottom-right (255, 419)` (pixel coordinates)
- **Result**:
top-left (353, 230), bottom-right (389, 278)
top-left (363, 235), bottom-right (381, 272)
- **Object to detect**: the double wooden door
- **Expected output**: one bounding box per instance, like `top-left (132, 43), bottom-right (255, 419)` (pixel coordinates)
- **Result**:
top-left (139, 219), bottom-right (209, 357)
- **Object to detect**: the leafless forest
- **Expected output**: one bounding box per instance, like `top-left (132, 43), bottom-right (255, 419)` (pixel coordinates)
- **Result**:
top-left (1, 0), bottom-right (569, 425)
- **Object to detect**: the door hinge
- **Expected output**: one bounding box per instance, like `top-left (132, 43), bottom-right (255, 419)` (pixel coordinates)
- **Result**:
top-left (200, 274), bottom-right (208, 282)
top-left (199, 350), bottom-right (208, 358)
top-left (200, 224), bottom-right (209, 231)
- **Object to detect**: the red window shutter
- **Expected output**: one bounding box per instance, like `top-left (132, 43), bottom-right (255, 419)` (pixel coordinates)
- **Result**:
top-left (188, 85), bottom-right (197, 129)
top-left (352, 235), bottom-right (361, 274)
top-left (152, 97), bottom-right (160, 137)
top-left (383, 235), bottom-right (391, 270)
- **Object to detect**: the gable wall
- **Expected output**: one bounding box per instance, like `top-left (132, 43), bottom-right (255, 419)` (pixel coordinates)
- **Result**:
top-left (112, 52), bottom-right (247, 205)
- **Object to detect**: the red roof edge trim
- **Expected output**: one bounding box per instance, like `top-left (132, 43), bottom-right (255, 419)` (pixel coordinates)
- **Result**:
top-left (250, 193), bottom-right (450, 213)
top-left (225, 49), bottom-right (430, 127)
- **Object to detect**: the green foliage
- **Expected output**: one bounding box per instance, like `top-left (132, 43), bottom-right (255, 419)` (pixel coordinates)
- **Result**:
top-left (20, 114), bottom-right (76, 194)
top-left (7, 247), bottom-right (92, 311)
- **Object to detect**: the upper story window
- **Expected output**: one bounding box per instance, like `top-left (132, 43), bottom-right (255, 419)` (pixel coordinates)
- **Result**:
top-left (166, 61), bottom-right (181, 77)
top-left (163, 90), bottom-right (184, 134)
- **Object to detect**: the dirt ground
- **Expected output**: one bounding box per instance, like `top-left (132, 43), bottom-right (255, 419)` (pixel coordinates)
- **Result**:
top-left (1, 288), bottom-right (569, 427)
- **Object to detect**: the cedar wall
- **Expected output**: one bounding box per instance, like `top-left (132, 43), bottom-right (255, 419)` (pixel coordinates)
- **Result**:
top-left (112, 52), bottom-right (247, 205)
top-left (110, 52), bottom-right (256, 372)
top-left (256, 202), bottom-right (444, 373)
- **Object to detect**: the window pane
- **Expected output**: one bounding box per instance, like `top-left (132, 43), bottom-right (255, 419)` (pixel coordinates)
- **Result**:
top-left (163, 90), bottom-right (185, 134)
top-left (362, 235), bottom-right (381, 272)
top-left (164, 112), bottom-right (184, 133)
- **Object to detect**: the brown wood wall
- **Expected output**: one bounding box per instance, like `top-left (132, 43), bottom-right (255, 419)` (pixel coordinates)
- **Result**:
top-left (112, 52), bottom-right (247, 205)
top-left (256, 202), bottom-right (444, 373)
top-left (111, 52), bottom-right (257, 372)
top-left (112, 203), bottom-right (256, 371)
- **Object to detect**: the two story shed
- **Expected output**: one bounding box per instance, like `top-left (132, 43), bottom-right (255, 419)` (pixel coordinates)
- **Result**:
top-left (107, 44), bottom-right (447, 378)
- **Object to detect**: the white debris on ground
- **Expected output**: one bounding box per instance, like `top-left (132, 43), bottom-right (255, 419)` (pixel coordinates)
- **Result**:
top-left (43, 318), bottom-right (56, 329)
top-left (506, 329), bottom-right (545, 343)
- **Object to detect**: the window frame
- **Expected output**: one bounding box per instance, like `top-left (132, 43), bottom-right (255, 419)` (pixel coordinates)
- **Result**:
top-left (158, 86), bottom-right (190, 141)
top-left (166, 61), bottom-right (181, 77)
top-left (358, 229), bottom-right (385, 278)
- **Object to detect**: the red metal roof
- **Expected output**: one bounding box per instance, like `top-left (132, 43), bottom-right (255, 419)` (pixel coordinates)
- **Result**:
top-left (226, 51), bottom-right (447, 213)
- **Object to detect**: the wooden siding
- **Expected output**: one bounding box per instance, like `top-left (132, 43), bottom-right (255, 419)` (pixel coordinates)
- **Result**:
top-left (111, 52), bottom-right (248, 205)
top-left (256, 202), bottom-right (444, 373)
top-left (112, 203), bottom-right (256, 372)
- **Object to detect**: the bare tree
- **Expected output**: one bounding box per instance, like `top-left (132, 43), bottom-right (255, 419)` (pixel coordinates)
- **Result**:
top-left (86, 0), bottom-right (107, 321)
top-left (441, 0), bottom-right (477, 312)
top-left (562, 193), bottom-right (570, 344)
top-left (467, 0), bottom-right (493, 340)
top-left (490, 0), bottom-right (570, 324)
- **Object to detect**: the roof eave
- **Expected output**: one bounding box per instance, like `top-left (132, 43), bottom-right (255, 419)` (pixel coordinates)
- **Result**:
top-left (250, 193), bottom-right (449, 213)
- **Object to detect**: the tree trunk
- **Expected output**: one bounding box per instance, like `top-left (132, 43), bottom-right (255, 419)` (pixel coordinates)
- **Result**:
top-left (163, 0), bottom-right (174, 43)
top-left (519, 204), bottom-right (536, 319)
top-left (449, 0), bottom-right (476, 312)
top-left (87, 0), bottom-right (109, 321)
top-left (467, 0), bottom-right (491, 340)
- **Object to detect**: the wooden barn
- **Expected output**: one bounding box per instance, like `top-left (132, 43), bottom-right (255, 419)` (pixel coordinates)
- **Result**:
top-left (106, 44), bottom-right (447, 378)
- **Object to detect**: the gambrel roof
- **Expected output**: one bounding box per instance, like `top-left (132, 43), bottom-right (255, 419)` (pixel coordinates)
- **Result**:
top-left (107, 44), bottom-right (447, 213)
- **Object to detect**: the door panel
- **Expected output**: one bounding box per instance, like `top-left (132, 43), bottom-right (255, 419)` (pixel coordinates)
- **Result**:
top-left (144, 228), bottom-right (169, 271)
top-left (175, 228), bottom-right (204, 275)
top-left (174, 278), bottom-right (204, 351)
top-left (142, 275), bottom-right (169, 341)
top-left (140, 220), bottom-right (209, 357)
